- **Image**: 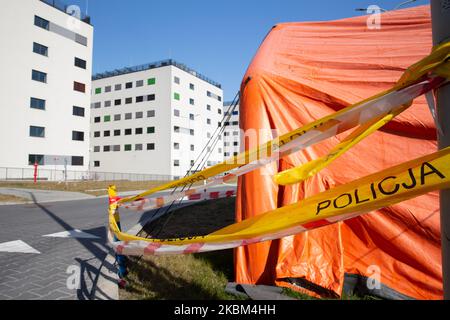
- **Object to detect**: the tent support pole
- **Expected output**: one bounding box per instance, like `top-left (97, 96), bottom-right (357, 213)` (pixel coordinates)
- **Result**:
top-left (431, 0), bottom-right (450, 300)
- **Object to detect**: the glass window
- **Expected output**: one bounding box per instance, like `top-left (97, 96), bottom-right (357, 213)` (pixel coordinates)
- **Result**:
top-left (136, 80), bottom-right (144, 87)
top-left (72, 106), bottom-right (85, 117)
top-left (190, 129), bottom-right (194, 136)
top-left (147, 94), bottom-right (155, 101)
top-left (147, 78), bottom-right (156, 85)
top-left (233, 131), bottom-right (239, 136)
top-left (136, 96), bottom-right (144, 103)
top-left (189, 98), bottom-right (195, 105)
top-left (218, 109), bottom-right (222, 114)
top-left (33, 42), bottom-right (48, 56)
top-left (94, 146), bottom-right (100, 152)
top-left (232, 121), bottom-right (239, 125)
top-left (30, 126), bottom-right (45, 137)
top-left (147, 127), bottom-right (155, 134)
top-left (73, 81), bottom-right (85, 92)
top-left (72, 131), bottom-right (84, 141)
top-left (136, 112), bottom-right (143, 119)
top-left (114, 99), bottom-right (121, 106)
top-left (190, 145), bottom-right (194, 151)
top-left (114, 129), bottom-right (121, 136)
top-left (135, 128), bottom-right (143, 135)
top-left (190, 83), bottom-right (195, 90)
top-left (75, 57), bottom-right (87, 69)
top-left (174, 92), bottom-right (180, 101)
top-left (125, 113), bottom-right (132, 120)
top-left (174, 142), bottom-right (179, 150)
top-left (189, 114), bottom-right (195, 120)
top-left (105, 86), bottom-right (112, 93)
top-left (29, 154), bottom-right (44, 165)
top-left (104, 115), bottom-right (111, 122)
top-left (115, 84), bottom-right (122, 91)
top-left (104, 130), bottom-right (110, 137)
top-left (125, 82), bottom-right (133, 89)
top-left (174, 109), bottom-right (180, 117)
top-left (124, 144), bottom-right (132, 151)
top-left (207, 118), bottom-right (211, 125)
top-left (125, 129), bottom-right (132, 135)
top-left (30, 97), bottom-right (45, 110)
top-left (125, 97), bottom-right (132, 104)
top-left (174, 76), bottom-right (180, 84)
top-left (105, 100), bottom-right (111, 107)
top-left (94, 117), bottom-right (100, 123)
top-left (147, 110), bottom-right (155, 117)
top-left (174, 160), bottom-right (180, 166)
top-left (113, 145), bottom-right (121, 152)
top-left (103, 145), bottom-right (111, 152)
top-left (94, 161), bottom-right (100, 167)
top-left (135, 144), bottom-right (143, 151)
top-left (34, 16), bottom-right (49, 30)
top-left (114, 114), bottom-right (121, 121)
top-left (207, 104), bottom-right (211, 111)
top-left (174, 126), bottom-right (180, 133)
top-left (147, 143), bottom-right (155, 150)
top-left (94, 131), bottom-right (100, 137)
top-left (233, 141), bottom-right (239, 146)
top-left (32, 70), bottom-right (47, 83)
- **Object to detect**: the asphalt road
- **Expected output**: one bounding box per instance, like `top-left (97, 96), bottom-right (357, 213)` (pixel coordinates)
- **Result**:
top-left (0, 185), bottom-right (235, 300)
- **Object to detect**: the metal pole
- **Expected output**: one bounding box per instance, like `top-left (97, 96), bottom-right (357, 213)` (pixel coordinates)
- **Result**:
top-left (431, 0), bottom-right (450, 300)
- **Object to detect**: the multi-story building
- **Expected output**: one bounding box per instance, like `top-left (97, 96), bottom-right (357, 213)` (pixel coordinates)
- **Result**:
top-left (0, 0), bottom-right (93, 177)
top-left (223, 102), bottom-right (240, 158)
top-left (90, 60), bottom-right (224, 178)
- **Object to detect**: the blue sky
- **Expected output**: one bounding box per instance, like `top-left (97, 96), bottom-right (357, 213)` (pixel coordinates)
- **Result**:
top-left (70, 0), bottom-right (429, 100)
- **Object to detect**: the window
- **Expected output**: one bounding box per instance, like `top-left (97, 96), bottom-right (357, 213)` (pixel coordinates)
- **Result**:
top-left (207, 132), bottom-right (211, 138)
top-left (124, 144), bottom-right (132, 151)
top-left (174, 109), bottom-right (180, 117)
top-left (93, 146), bottom-right (100, 153)
top-left (92, 102), bottom-right (101, 109)
top-left (189, 114), bottom-right (195, 120)
top-left (72, 131), bottom-right (84, 141)
top-left (135, 144), bottom-right (143, 151)
top-left (232, 121), bottom-right (239, 125)
top-left (233, 152), bottom-right (238, 156)
top-left (114, 114), bottom-right (121, 121)
top-left (114, 129), bottom-right (121, 136)
top-left (94, 161), bottom-right (100, 167)
top-left (135, 128), bottom-right (143, 135)
top-left (232, 111), bottom-right (239, 115)
top-left (30, 97), bottom-right (45, 110)
top-left (104, 130), bottom-right (110, 137)
top-left (73, 106), bottom-right (85, 117)
top-left (218, 109), bottom-right (222, 114)
top-left (190, 129), bottom-right (194, 136)
top-left (33, 42), bottom-right (48, 56)
top-left (103, 145), bottom-right (111, 152)
top-left (136, 80), bottom-right (144, 87)
top-left (104, 115), bottom-right (111, 122)
top-left (32, 70), bottom-right (47, 83)
top-left (136, 96), bottom-right (144, 103)
top-left (147, 143), bottom-right (155, 150)
top-left (30, 126), bottom-right (45, 137)
top-left (233, 141), bottom-right (239, 146)
top-left (147, 78), bottom-right (156, 85)
top-left (174, 76), bottom-right (180, 84)
top-left (105, 86), bottom-right (112, 93)
top-left (113, 145), bottom-right (121, 152)
top-left (189, 98), bottom-right (195, 105)
top-left (174, 142), bottom-right (180, 150)
top-left (224, 121), bottom-right (230, 126)
top-left (115, 84), bottom-right (122, 91)
top-left (218, 148), bottom-right (222, 153)
top-left (125, 113), bottom-right (132, 120)
top-left (224, 132), bottom-right (230, 136)
top-left (125, 97), bottom-right (132, 104)
top-left (224, 152), bottom-right (230, 157)
top-left (136, 112), bottom-right (143, 119)
top-left (125, 129), bottom-right (132, 135)
top-left (114, 99), bottom-right (121, 106)
top-left (34, 16), bottom-right (49, 30)
top-left (207, 118), bottom-right (211, 125)
top-left (174, 160), bottom-right (180, 167)
top-left (75, 57), bottom-right (87, 69)
top-left (190, 83), bottom-right (195, 90)
top-left (73, 81), bottom-right (85, 93)
top-left (233, 131), bottom-right (239, 136)
top-left (29, 154), bottom-right (44, 165)
top-left (147, 94), bottom-right (155, 101)
top-left (206, 104), bottom-right (211, 111)
top-left (147, 110), bottom-right (155, 117)
top-left (94, 131), bottom-right (100, 137)
top-left (224, 142), bottom-right (229, 147)
top-left (191, 160), bottom-right (195, 166)
top-left (147, 127), bottom-right (155, 134)
top-left (104, 100), bottom-right (111, 107)
top-left (174, 92), bottom-right (180, 101)
top-left (125, 82), bottom-right (133, 89)
top-left (94, 117), bottom-right (100, 123)
top-left (72, 156), bottom-right (84, 166)
top-left (174, 126), bottom-right (180, 133)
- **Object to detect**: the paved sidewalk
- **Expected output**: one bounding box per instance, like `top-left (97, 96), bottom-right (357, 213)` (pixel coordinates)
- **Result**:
top-left (0, 188), bottom-right (95, 205)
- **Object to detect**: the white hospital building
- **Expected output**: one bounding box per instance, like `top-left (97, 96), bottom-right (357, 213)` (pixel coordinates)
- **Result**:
top-left (90, 60), bottom-right (224, 178)
top-left (0, 0), bottom-right (93, 176)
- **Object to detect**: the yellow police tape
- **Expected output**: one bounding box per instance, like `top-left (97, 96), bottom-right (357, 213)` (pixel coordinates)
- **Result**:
top-left (118, 42), bottom-right (450, 205)
top-left (274, 105), bottom-right (409, 185)
top-left (109, 146), bottom-right (450, 246)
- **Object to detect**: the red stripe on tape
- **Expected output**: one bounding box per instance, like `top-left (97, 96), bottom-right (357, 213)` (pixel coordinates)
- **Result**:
top-left (184, 243), bottom-right (204, 254)
top-left (188, 193), bottom-right (201, 200)
top-left (144, 242), bottom-right (162, 255)
top-left (209, 192), bottom-right (220, 199)
top-left (302, 219), bottom-right (330, 230)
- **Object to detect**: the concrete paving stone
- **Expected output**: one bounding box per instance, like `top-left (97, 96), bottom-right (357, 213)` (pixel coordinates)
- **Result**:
top-left (12, 291), bottom-right (42, 300)
top-left (39, 289), bottom-right (74, 300)
top-left (29, 281), bottom-right (70, 297)
top-left (32, 274), bottom-right (66, 288)
top-left (3, 275), bottom-right (46, 289)
top-left (0, 293), bottom-right (13, 300)
top-left (2, 283), bottom-right (42, 298)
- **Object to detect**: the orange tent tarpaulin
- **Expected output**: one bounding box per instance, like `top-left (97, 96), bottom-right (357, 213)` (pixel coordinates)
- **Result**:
top-left (235, 5), bottom-right (442, 299)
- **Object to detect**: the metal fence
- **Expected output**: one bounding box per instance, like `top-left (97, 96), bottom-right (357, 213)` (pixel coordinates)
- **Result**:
top-left (0, 167), bottom-right (176, 182)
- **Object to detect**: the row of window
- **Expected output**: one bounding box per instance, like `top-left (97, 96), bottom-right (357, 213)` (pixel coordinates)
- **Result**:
top-left (173, 76), bottom-right (222, 102)
top-left (33, 41), bottom-right (87, 70)
top-left (93, 126), bottom-right (156, 137)
top-left (93, 143), bottom-right (156, 153)
top-left (224, 152), bottom-right (239, 157)
top-left (35, 15), bottom-right (87, 46)
top-left (224, 121), bottom-right (239, 126)
top-left (91, 94), bottom-right (156, 109)
top-left (30, 98), bottom-right (85, 117)
top-left (224, 142), bottom-right (239, 147)
top-left (93, 110), bottom-right (155, 123)
top-left (223, 131), bottom-right (240, 136)
top-left (94, 78), bottom-right (156, 95)
top-left (29, 154), bottom-right (84, 166)
top-left (225, 110), bottom-right (239, 116)
top-left (29, 126), bottom-right (85, 141)
top-left (32, 69), bottom-right (87, 92)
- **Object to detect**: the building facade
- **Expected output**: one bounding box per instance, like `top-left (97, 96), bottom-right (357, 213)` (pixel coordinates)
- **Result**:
top-left (223, 102), bottom-right (240, 158)
top-left (0, 0), bottom-right (93, 177)
top-left (90, 60), bottom-right (224, 178)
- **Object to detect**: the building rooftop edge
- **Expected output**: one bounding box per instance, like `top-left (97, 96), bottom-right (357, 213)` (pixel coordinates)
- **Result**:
top-left (39, 0), bottom-right (92, 26)
top-left (92, 59), bottom-right (222, 89)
